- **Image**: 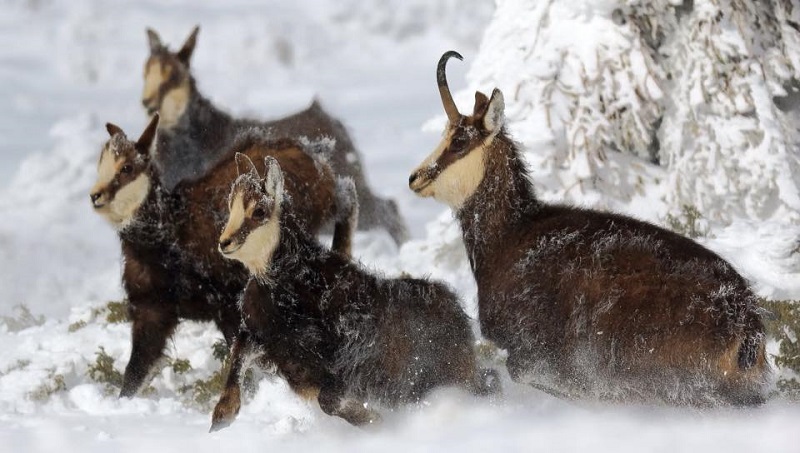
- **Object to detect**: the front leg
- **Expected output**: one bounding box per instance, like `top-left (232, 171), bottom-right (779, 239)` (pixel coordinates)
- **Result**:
top-left (317, 379), bottom-right (381, 426)
top-left (211, 330), bottom-right (254, 432)
top-left (119, 304), bottom-right (178, 398)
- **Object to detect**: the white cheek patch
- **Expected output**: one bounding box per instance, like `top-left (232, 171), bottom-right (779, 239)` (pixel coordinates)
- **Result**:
top-left (229, 207), bottom-right (282, 278)
top-left (105, 173), bottom-right (151, 230)
top-left (143, 61), bottom-right (164, 103)
top-left (432, 144), bottom-right (486, 209)
top-left (93, 148), bottom-right (117, 191)
top-left (220, 194), bottom-right (246, 245)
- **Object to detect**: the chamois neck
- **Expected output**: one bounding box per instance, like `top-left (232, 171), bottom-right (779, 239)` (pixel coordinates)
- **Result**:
top-left (456, 132), bottom-right (541, 271)
top-left (119, 166), bottom-right (171, 246)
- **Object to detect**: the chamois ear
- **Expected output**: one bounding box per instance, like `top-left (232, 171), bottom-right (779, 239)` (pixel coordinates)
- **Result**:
top-left (135, 113), bottom-right (159, 155)
top-left (106, 123), bottom-right (125, 138)
top-left (146, 28), bottom-right (163, 54)
top-left (177, 25), bottom-right (199, 64)
top-left (235, 153), bottom-right (259, 177)
top-left (482, 88), bottom-right (505, 133)
top-left (473, 91), bottom-right (489, 118)
top-left (263, 157), bottom-right (284, 201)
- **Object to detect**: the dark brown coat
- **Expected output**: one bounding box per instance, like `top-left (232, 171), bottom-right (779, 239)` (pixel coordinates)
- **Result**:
top-left (91, 118), bottom-right (338, 397)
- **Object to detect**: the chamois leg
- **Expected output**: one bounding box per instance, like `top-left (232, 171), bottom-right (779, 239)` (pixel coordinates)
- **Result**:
top-left (317, 380), bottom-right (381, 426)
top-left (332, 178), bottom-right (359, 258)
top-left (119, 305), bottom-right (178, 398)
top-left (211, 330), bottom-right (254, 432)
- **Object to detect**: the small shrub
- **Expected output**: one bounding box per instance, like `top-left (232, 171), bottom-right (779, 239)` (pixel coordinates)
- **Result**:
top-left (90, 300), bottom-right (129, 324)
top-left (86, 346), bottom-right (124, 395)
top-left (171, 358), bottom-right (192, 375)
top-left (0, 305), bottom-right (45, 332)
top-left (761, 298), bottom-right (800, 400)
top-left (67, 320), bottom-right (87, 332)
top-left (28, 371), bottom-right (66, 402)
top-left (665, 204), bottom-right (709, 239)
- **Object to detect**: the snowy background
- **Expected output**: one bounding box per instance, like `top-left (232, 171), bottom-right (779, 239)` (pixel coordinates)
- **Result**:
top-left (1, 0), bottom-right (800, 451)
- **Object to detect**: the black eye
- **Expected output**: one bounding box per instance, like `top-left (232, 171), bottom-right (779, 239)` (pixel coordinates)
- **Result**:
top-left (252, 207), bottom-right (266, 220)
top-left (120, 164), bottom-right (133, 175)
top-left (450, 136), bottom-right (469, 153)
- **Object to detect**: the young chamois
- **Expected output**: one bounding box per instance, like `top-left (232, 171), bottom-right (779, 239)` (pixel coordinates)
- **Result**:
top-left (407, 52), bottom-right (769, 406)
top-left (142, 26), bottom-right (409, 245)
top-left (89, 114), bottom-right (343, 398)
top-left (209, 157), bottom-right (497, 431)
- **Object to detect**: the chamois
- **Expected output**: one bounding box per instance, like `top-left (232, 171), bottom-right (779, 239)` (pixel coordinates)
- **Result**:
top-left (209, 158), bottom-right (497, 431)
top-left (408, 51), bottom-right (769, 406)
top-left (89, 114), bottom-right (342, 397)
top-left (142, 26), bottom-right (409, 245)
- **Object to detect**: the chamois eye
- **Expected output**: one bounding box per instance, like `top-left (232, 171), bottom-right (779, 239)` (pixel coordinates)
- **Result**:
top-left (252, 207), bottom-right (266, 220)
top-left (450, 136), bottom-right (468, 153)
top-left (120, 164), bottom-right (133, 175)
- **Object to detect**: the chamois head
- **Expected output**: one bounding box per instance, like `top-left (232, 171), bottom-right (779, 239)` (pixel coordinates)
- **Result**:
top-left (409, 51), bottom-right (506, 209)
top-left (142, 26), bottom-right (199, 127)
top-left (90, 114), bottom-right (160, 229)
top-left (219, 154), bottom-right (285, 276)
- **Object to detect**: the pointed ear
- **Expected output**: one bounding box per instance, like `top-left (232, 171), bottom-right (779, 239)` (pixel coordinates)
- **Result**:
top-left (135, 113), bottom-right (159, 155)
top-left (263, 157), bottom-right (284, 201)
top-left (482, 88), bottom-right (505, 133)
top-left (473, 91), bottom-right (489, 117)
top-left (235, 152), bottom-right (259, 177)
top-left (177, 25), bottom-right (199, 64)
top-left (106, 123), bottom-right (125, 138)
top-left (146, 28), bottom-right (163, 54)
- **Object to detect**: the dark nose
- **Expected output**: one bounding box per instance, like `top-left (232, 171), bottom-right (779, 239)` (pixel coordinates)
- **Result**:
top-left (408, 172), bottom-right (419, 188)
top-left (90, 192), bottom-right (102, 206)
top-left (219, 238), bottom-right (232, 249)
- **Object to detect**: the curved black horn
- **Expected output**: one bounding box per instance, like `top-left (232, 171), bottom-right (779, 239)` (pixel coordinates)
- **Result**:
top-left (437, 51), bottom-right (463, 122)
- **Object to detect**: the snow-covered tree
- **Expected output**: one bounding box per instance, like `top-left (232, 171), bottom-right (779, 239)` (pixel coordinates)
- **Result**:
top-left (465, 0), bottom-right (800, 225)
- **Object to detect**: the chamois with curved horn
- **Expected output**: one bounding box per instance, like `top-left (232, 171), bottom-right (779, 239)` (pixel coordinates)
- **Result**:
top-left (90, 115), bottom-right (347, 397)
top-left (408, 52), bottom-right (769, 405)
top-left (209, 158), bottom-right (498, 431)
top-left (142, 26), bottom-right (409, 245)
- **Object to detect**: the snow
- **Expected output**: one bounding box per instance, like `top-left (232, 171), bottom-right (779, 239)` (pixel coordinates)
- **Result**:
top-left (1, 0), bottom-right (800, 452)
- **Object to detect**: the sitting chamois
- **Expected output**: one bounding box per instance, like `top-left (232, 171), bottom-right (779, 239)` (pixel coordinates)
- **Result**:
top-left (89, 114), bottom-right (344, 397)
top-left (142, 26), bottom-right (409, 245)
top-left (408, 51), bottom-right (769, 406)
top-left (209, 157), bottom-right (497, 431)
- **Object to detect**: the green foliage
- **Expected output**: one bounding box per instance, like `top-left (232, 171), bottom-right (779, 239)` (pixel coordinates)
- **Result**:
top-left (211, 339), bottom-right (229, 363)
top-left (665, 204), bottom-right (709, 239)
top-left (0, 304), bottom-right (45, 332)
top-left (179, 367), bottom-right (227, 410)
top-left (67, 320), bottom-right (87, 332)
top-left (86, 346), bottom-right (124, 395)
top-left (761, 299), bottom-right (800, 400)
top-left (171, 358), bottom-right (192, 375)
top-left (90, 300), bottom-right (129, 324)
top-left (27, 371), bottom-right (66, 402)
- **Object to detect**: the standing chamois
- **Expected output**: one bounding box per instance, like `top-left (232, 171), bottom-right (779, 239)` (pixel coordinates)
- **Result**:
top-left (209, 157), bottom-right (497, 431)
top-left (89, 114), bottom-right (344, 397)
top-left (408, 52), bottom-right (769, 405)
top-left (142, 26), bottom-right (409, 245)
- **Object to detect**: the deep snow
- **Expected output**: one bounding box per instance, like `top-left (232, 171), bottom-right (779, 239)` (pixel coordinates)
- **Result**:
top-left (1, 1), bottom-right (800, 452)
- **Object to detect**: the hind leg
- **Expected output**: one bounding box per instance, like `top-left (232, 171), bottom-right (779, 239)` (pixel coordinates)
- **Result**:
top-left (317, 380), bottom-right (381, 426)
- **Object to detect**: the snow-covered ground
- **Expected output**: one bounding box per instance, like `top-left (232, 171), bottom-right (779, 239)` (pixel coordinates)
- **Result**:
top-left (1, 1), bottom-right (800, 452)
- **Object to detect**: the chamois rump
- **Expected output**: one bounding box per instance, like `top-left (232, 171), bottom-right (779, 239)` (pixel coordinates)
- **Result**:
top-left (142, 26), bottom-right (409, 245)
top-left (209, 157), bottom-right (497, 431)
top-left (89, 114), bottom-right (342, 397)
top-left (408, 51), bottom-right (769, 405)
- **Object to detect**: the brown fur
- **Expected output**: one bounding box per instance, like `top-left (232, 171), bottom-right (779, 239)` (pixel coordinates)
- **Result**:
top-left (408, 52), bottom-right (768, 406)
top-left (209, 163), bottom-right (498, 431)
top-left (143, 26), bottom-right (408, 244)
top-left (90, 116), bottom-right (341, 398)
